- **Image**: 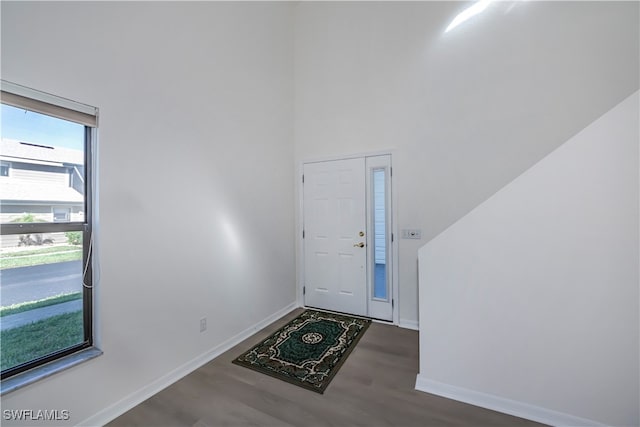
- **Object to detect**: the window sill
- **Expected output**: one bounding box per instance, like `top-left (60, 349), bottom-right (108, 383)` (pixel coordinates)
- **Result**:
top-left (0, 347), bottom-right (102, 395)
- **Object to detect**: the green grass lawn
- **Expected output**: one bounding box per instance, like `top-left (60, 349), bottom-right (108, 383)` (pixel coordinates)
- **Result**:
top-left (1, 246), bottom-right (80, 258)
top-left (0, 246), bottom-right (82, 270)
top-left (1, 292), bottom-right (83, 317)
top-left (0, 244), bottom-right (86, 372)
top-left (0, 311), bottom-right (84, 372)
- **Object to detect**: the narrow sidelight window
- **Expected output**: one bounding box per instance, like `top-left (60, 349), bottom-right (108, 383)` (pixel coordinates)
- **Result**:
top-left (372, 168), bottom-right (387, 300)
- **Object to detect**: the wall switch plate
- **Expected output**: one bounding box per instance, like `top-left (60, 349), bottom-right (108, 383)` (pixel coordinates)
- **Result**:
top-left (402, 229), bottom-right (422, 239)
top-left (200, 317), bottom-right (207, 332)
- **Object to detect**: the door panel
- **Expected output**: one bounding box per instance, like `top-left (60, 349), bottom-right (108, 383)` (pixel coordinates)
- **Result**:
top-left (303, 158), bottom-right (367, 316)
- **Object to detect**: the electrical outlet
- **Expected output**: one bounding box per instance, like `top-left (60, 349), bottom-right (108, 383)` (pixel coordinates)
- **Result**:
top-left (401, 229), bottom-right (422, 239)
top-left (200, 317), bottom-right (207, 333)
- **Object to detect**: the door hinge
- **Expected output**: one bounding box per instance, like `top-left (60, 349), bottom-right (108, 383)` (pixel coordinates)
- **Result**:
top-left (392, 299), bottom-right (394, 308)
top-left (302, 174), bottom-right (305, 184)
top-left (302, 229), bottom-right (305, 239)
top-left (390, 167), bottom-right (393, 177)
top-left (303, 286), bottom-right (306, 295)
top-left (391, 233), bottom-right (394, 242)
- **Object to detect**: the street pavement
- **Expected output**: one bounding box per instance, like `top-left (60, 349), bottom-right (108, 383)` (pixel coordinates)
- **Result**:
top-left (0, 261), bottom-right (83, 306)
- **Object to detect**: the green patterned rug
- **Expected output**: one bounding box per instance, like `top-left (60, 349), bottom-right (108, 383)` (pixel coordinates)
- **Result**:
top-left (232, 309), bottom-right (371, 394)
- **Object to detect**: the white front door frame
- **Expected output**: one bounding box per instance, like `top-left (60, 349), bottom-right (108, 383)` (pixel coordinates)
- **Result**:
top-left (296, 150), bottom-right (399, 325)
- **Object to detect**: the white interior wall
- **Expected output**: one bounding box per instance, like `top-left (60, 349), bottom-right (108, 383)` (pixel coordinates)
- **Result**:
top-left (293, 1), bottom-right (639, 327)
top-left (1, 1), bottom-right (638, 425)
top-left (417, 92), bottom-right (639, 426)
top-left (1, 2), bottom-right (295, 425)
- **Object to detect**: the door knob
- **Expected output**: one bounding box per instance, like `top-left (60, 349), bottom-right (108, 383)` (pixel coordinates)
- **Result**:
top-left (353, 242), bottom-right (365, 248)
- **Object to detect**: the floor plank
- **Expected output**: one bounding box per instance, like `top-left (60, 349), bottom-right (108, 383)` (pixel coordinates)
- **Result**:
top-left (108, 309), bottom-right (545, 427)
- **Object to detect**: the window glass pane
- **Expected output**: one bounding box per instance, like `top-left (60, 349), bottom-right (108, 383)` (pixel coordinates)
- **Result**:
top-left (373, 168), bottom-right (387, 300)
top-left (0, 232), bottom-right (84, 372)
top-left (1, 104), bottom-right (85, 225)
top-left (1, 90), bottom-right (92, 379)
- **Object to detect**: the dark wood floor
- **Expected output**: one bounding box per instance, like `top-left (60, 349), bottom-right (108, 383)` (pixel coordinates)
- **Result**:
top-left (108, 309), bottom-right (544, 427)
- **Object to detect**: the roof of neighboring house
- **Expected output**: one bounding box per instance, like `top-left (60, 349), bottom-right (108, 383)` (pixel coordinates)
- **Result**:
top-left (0, 138), bottom-right (83, 166)
top-left (0, 139), bottom-right (84, 205)
top-left (0, 182), bottom-right (83, 204)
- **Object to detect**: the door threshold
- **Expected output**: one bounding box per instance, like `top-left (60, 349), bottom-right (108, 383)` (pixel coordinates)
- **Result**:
top-left (302, 305), bottom-right (394, 325)
top-left (302, 305), bottom-right (371, 321)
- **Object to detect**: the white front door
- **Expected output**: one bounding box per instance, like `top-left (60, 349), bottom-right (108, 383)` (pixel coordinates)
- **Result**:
top-left (303, 158), bottom-right (367, 316)
top-left (303, 155), bottom-right (393, 321)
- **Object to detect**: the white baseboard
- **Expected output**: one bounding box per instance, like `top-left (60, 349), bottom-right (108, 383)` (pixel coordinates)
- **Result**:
top-left (414, 375), bottom-right (605, 427)
top-left (79, 302), bottom-right (298, 427)
top-left (399, 318), bottom-right (419, 330)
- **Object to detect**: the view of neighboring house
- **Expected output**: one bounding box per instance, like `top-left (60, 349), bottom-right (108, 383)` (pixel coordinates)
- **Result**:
top-left (0, 138), bottom-right (84, 247)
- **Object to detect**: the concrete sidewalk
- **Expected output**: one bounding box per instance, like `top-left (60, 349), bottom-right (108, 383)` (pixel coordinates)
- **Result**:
top-left (1, 300), bottom-right (83, 331)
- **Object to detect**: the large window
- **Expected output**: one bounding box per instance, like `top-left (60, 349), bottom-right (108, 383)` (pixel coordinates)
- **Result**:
top-left (0, 81), bottom-right (97, 380)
